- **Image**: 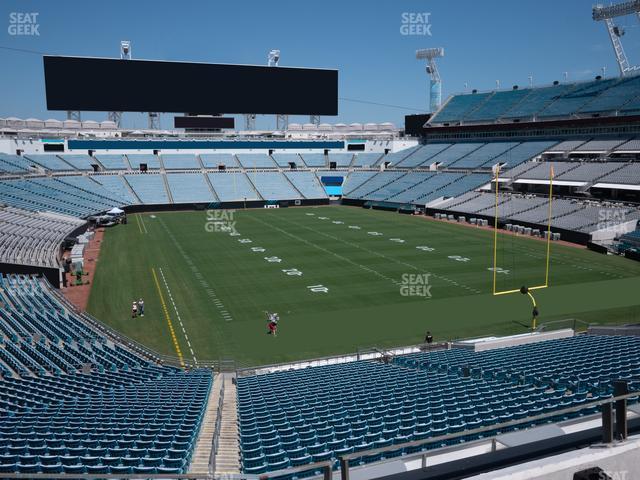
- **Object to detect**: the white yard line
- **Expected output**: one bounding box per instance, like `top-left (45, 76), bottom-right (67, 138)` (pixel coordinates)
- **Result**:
top-left (277, 213), bottom-right (482, 294)
top-left (159, 267), bottom-right (198, 363)
top-left (248, 214), bottom-right (401, 286)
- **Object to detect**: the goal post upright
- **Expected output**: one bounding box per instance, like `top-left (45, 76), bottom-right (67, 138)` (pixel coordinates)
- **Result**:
top-left (492, 164), bottom-right (554, 296)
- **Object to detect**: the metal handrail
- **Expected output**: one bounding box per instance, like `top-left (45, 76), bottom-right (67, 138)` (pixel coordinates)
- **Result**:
top-left (337, 390), bottom-right (640, 480)
top-left (210, 376), bottom-right (226, 474)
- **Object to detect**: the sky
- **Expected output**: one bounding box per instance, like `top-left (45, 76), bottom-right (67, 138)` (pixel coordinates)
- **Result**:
top-left (0, 0), bottom-right (638, 130)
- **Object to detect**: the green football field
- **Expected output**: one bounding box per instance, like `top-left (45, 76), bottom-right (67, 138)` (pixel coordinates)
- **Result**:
top-left (87, 206), bottom-right (640, 366)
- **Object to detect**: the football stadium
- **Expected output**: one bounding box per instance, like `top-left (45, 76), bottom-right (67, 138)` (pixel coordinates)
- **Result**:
top-left (2, 1), bottom-right (640, 478)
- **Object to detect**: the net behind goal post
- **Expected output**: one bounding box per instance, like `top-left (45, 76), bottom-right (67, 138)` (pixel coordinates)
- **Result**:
top-left (492, 163), bottom-right (554, 296)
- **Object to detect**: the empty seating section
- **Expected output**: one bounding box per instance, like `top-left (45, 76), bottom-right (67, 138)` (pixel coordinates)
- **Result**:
top-left (249, 172), bottom-right (302, 200)
top-left (53, 176), bottom-right (130, 206)
top-left (395, 144), bottom-right (451, 168)
top-left (283, 172), bottom-right (328, 199)
top-left (597, 163), bottom-right (640, 184)
top-left (166, 174), bottom-right (216, 203)
top-left (430, 92), bottom-right (493, 123)
top-left (448, 142), bottom-right (518, 169)
top-left (438, 191), bottom-right (496, 212)
top-left (236, 154), bottom-right (276, 169)
top-left (59, 155), bottom-right (95, 171)
top-left (272, 154), bottom-right (302, 168)
top-left (492, 141), bottom-right (557, 169)
top-left (0, 207), bottom-right (84, 267)
top-left (341, 172), bottom-right (380, 196)
top-left (549, 204), bottom-right (640, 233)
top-left (124, 175), bottom-right (169, 204)
top-left (27, 178), bottom-right (119, 213)
top-left (464, 89), bottom-right (532, 122)
top-left (446, 192), bottom-right (639, 233)
top-left (427, 143), bottom-right (484, 167)
top-left (91, 176), bottom-right (139, 205)
top-left (237, 335), bottom-right (638, 475)
top-left (208, 173), bottom-right (260, 201)
top-left (24, 155), bottom-right (73, 171)
top-left (539, 79), bottom-right (619, 118)
top-left (0, 179), bottom-right (116, 217)
top-left (615, 139), bottom-right (640, 151)
top-left (503, 84), bottom-right (575, 119)
top-left (328, 153), bottom-right (353, 167)
top-left (431, 76), bottom-right (640, 124)
top-left (579, 75), bottom-right (640, 114)
top-left (0, 155), bottom-right (33, 174)
top-left (506, 161), bottom-right (636, 185)
top-left (0, 274), bottom-right (212, 474)
top-left (127, 154), bottom-right (160, 170)
top-left (575, 140), bottom-right (625, 152)
top-left (346, 172), bottom-right (406, 199)
top-left (508, 161), bottom-right (574, 180)
top-left (351, 153), bottom-right (382, 167)
top-left (94, 155), bottom-right (128, 170)
top-left (384, 173), bottom-right (438, 203)
top-left (409, 173), bottom-right (466, 203)
top-left (379, 146), bottom-right (421, 167)
top-left (200, 154), bottom-right (239, 169)
top-left (546, 140), bottom-right (586, 152)
top-left (554, 163), bottom-right (623, 182)
top-left (299, 154), bottom-right (326, 168)
top-left (161, 155), bottom-right (199, 170)
top-left (364, 172), bottom-right (433, 202)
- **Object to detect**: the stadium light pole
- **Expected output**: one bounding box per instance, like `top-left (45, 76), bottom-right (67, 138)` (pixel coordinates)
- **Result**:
top-left (416, 48), bottom-right (444, 112)
top-left (107, 40), bottom-right (131, 128)
top-left (593, 0), bottom-right (640, 76)
top-left (268, 49), bottom-right (289, 131)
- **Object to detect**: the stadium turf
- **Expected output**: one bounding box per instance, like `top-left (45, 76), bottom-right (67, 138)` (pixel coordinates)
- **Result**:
top-left (87, 206), bottom-right (640, 366)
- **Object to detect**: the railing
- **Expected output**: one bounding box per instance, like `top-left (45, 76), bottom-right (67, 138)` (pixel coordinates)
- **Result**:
top-left (337, 389), bottom-right (639, 480)
top-left (209, 376), bottom-right (226, 475)
top-left (236, 342), bottom-right (448, 377)
top-left (0, 391), bottom-right (636, 479)
top-left (536, 317), bottom-right (592, 333)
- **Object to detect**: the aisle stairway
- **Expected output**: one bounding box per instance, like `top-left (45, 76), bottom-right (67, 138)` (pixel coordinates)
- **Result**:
top-left (189, 374), bottom-right (223, 474)
top-left (214, 373), bottom-right (241, 475)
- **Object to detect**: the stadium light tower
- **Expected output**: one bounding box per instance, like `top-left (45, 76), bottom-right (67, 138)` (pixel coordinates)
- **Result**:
top-left (107, 40), bottom-right (131, 127)
top-left (416, 48), bottom-right (445, 112)
top-left (593, 1), bottom-right (640, 76)
top-left (268, 49), bottom-right (289, 131)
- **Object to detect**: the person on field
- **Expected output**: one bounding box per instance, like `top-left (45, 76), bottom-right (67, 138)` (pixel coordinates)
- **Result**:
top-left (266, 312), bottom-right (279, 337)
top-left (138, 298), bottom-right (145, 317)
top-left (424, 331), bottom-right (433, 344)
top-left (132, 301), bottom-right (138, 318)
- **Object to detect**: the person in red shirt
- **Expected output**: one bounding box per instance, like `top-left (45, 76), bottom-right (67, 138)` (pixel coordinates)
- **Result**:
top-left (266, 312), bottom-right (279, 337)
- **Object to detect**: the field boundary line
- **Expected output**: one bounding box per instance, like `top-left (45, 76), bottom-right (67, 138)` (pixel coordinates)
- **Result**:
top-left (159, 266), bottom-right (198, 364)
top-left (139, 214), bottom-right (149, 234)
top-left (151, 267), bottom-right (184, 366)
top-left (135, 213), bottom-right (144, 234)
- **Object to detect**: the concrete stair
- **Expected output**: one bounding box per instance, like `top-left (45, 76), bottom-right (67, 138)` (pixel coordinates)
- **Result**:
top-left (214, 373), bottom-right (240, 475)
top-left (189, 374), bottom-right (222, 475)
